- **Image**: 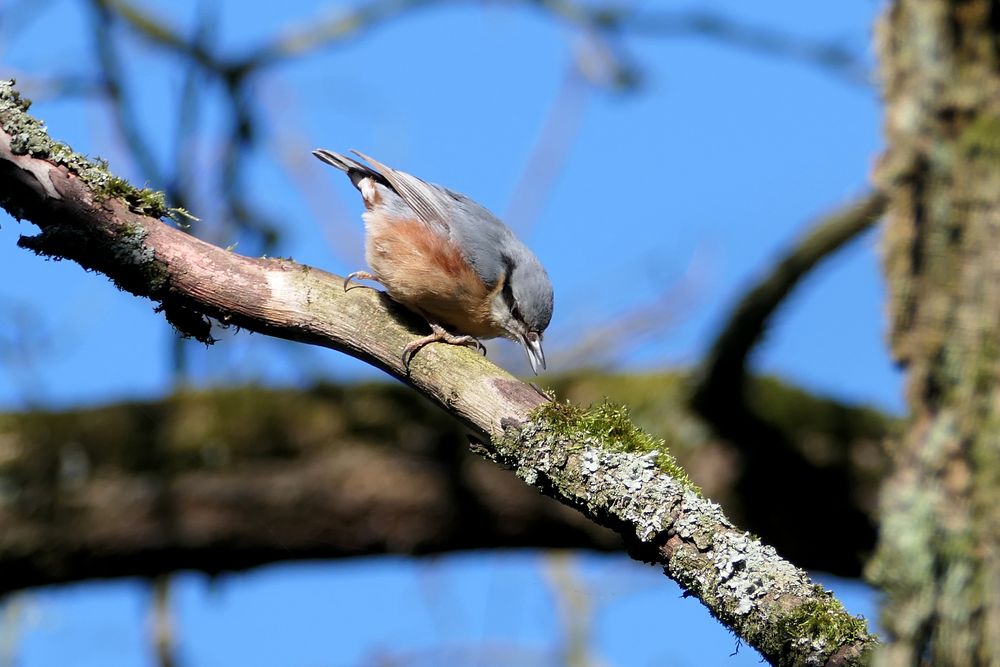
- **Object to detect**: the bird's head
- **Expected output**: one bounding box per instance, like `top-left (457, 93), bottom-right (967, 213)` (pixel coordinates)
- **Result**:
top-left (490, 253), bottom-right (553, 374)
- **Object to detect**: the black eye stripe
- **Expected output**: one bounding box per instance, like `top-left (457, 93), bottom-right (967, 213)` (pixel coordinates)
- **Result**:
top-left (500, 255), bottom-right (523, 322)
top-left (505, 285), bottom-right (523, 322)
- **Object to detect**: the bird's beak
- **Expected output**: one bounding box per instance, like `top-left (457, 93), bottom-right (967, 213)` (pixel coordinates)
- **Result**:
top-left (521, 333), bottom-right (546, 375)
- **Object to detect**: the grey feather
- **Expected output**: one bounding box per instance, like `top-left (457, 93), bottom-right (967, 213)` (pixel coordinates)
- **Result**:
top-left (440, 190), bottom-right (553, 332)
top-left (349, 150), bottom-right (453, 229)
top-left (314, 148), bottom-right (554, 333)
top-left (312, 149), bottom-right (383, 190)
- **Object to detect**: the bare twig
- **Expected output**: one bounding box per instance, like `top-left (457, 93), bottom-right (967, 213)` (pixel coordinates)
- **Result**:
top-left (102, 0), bottom-right (869, 88)
top-left (690, 191), bottom-right (887, 418)
top-left (150, 577), bottom-right (177, 667)
top-left (218, 80), bottom-right (281, 253)
top-left (505, 64), bottom-right (592, 235)
top-left (536, 1), bottom-right (871, 85)
top-left (100, 0), bottom-right (222, 70)
top-left (551, 254), bottom-right (704, 369)
top-left (245, 0), bottom-right (440, 69)
top-left (89, 0), bottom-right (167, 186)
top-left (168, 1), bottom-right (215, 209)
top-left (630, 12), bottom-right (869, 84)
top-left (545, 554), bottom-right (600, 667)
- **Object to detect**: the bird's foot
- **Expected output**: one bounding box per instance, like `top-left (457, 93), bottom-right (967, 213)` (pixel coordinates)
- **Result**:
top-left (343, 270), bottom-right (380, 291)
top-left (402, 322), bottom-right (486, 368)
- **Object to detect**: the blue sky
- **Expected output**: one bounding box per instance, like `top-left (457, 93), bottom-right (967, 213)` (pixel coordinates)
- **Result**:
top-left (1, 0), bottom-right (899, 412)
top-left (9, 554), bottom-right (876, 666)
top-left (1, 0), bottom-right (887, 664)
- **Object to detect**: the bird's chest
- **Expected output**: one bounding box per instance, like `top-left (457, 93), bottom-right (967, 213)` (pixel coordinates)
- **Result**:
top-left (364, 215), bottom-right (501, 337)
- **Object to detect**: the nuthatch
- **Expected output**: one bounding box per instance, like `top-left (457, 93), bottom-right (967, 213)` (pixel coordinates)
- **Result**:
top-left (313, 149), bottom-right (553, 373)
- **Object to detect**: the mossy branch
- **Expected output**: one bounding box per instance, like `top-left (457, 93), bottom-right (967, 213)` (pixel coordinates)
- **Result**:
top-left (0, 79), bottom-right (875, 665)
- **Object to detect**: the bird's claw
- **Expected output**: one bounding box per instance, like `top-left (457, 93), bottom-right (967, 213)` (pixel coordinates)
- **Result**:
top-left (401, 344), bottom-right (419, 369)
top-left (401, 324), bottom-right (485, 369)
top-left (344, 270), bottom-right (378, 291)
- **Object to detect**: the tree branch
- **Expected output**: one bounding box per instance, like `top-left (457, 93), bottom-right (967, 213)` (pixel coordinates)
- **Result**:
top-left (101, 0), bottom-right (869, 87)
top-left (89, 0), bottom-right (167, 188)
top-left (0, 80), bottom-right (874, 666)
top-left (686, 193), bottom-right (887, 578)
top-left (691, 191), bottom-right (887, 418)
top-left (0, 376), bottom-right (894, 590)
top-left (0, 383), bottom-right (621, 593)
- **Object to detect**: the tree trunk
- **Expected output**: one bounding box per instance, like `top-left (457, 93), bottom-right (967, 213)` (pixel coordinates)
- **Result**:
top-left (872, 1), bottom-right (1000, 665)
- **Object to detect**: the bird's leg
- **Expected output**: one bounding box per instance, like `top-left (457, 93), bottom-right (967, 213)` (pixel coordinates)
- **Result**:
top-left (343, 270), bottom-right (381, 291)
top-left (402, 322), bottom-right (486, 368)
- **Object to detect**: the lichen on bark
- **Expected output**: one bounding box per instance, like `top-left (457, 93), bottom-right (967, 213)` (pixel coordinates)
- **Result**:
top-left (530, 399), bottom-right (698, 490)
top-left (0, 80), bottom-right (169, 218)
top-left (871, 1), bottom-right (1000, 664)
top-left (491, 409), bottom-right (875, 666)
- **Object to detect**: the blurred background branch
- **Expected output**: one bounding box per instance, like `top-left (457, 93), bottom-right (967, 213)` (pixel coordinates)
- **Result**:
top-left (0, 374), bottom-right (891, 588)
top-left (691, 190), bottom-right (886, 422)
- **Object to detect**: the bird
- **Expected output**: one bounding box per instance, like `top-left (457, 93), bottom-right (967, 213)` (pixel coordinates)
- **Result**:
top-left (313, 149), bottom-right (553, 374)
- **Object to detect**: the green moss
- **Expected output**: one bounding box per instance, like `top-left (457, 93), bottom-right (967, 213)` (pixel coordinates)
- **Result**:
top-left (959, 113), bottom-right (1000, 162)
top-left (0, 80), bottom-right (169, 219)
top-left (771, 590), bottom-right (872, 653)
top-left (546, 370), bottom-right (697, 452)
top-left (102, 173), bottom-right (168, 217)
top-left (532, 399), bottom-right (698, 492)
top-left (973, 337), bottom-right (1000, 397)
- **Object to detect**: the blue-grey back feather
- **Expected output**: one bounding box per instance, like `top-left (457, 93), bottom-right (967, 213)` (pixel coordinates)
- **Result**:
top-left (314, 149), bottom-right (553, 333)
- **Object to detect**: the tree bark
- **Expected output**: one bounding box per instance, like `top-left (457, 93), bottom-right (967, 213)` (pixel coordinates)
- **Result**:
top-left (871, 2), bottom-right (1000, 665)
top-left (0, 383), bottom-right (621, 592)
top-left (0, 375), bottom-right (893, 591)
top-left (0, 80), bottom-right (875, 665)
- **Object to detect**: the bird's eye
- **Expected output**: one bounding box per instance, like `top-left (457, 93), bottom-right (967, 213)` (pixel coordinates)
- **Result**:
top-left (526, 331), bottom-right (539, 343)
top-left (500, 268), bottom-right (523, 322)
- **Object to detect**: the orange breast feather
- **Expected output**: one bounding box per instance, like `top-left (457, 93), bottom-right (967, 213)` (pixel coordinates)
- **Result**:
top-left (364, 215), bottom-right (504, 338)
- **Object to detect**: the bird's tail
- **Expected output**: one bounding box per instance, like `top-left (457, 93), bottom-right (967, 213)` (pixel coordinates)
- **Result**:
top-left (312, 149), bottom-right (385, 190)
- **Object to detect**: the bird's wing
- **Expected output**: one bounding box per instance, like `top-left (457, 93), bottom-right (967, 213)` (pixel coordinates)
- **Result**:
top-left (346, 151), bottom-right (514, 287)
top-left (350, 150), bottom-right (453, 229)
